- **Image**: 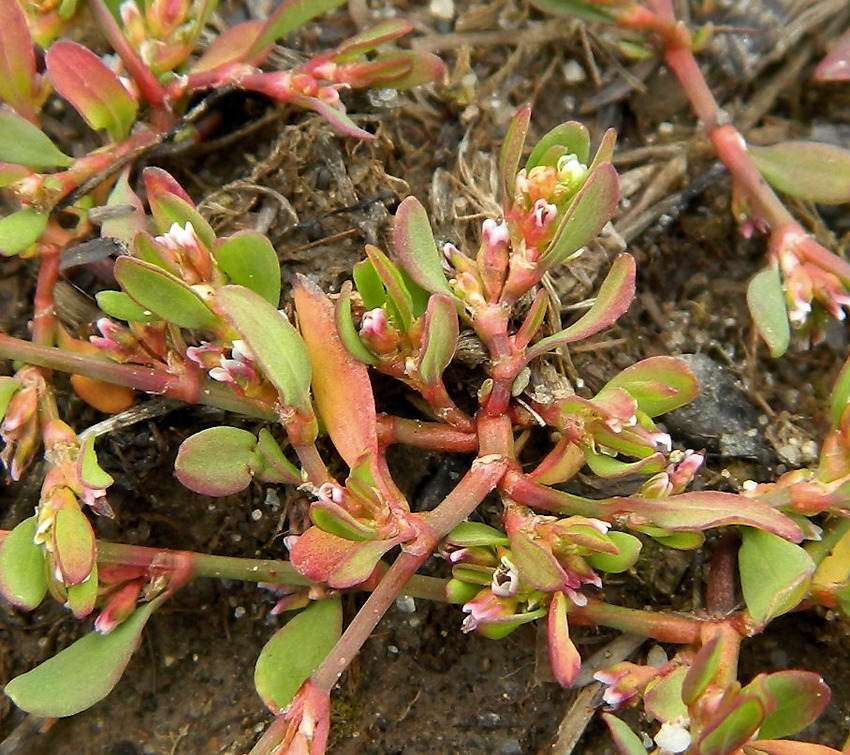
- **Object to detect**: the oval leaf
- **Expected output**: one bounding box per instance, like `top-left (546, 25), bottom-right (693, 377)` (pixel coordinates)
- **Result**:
top-left (739, 528), bottom-right (815, 627)
top-left (5, 599), bottom-right (160, 717)
top-left (214, 231), bottom-right (281, 305)
top-left (292, 276), bottom-right (377, 465)
top-left (602, 356), bottom-right (698, 417)
top-left (527, 121), bottom-right (590, 169)
top-left (0, 110), bottom-right (72, 169)
top-left (584, 530), bottom-right (641, 573)
top-left (418, 294), bottom-right (459, 386)
top-left (748, 267), bottom-right (790, 358)
top-left (392, 197), bottom-right (453, 297)
top-left (254, 598), bottom-right (342, 713)
top-left (527, 253), bottom-right (635, 358)
top-left (540, 163), bottom-right (619, 266)
top-left (114, 257), bottom-right (217, 329)
top-left (53, 503), bottom-right (96, 585)
top-left (175, 426), bottom-right (257, 496)
top-left (46, 41), bottom-right (138, 141)
top-left (602, 713), bottom-right (648, 755)
top-left (0, 516), bottom-right (47, 610)
top-left (95, 290), bottom-right (160, 323)
top-left (499, 106), bottom-right (531, 202)
top-left (746, 671), bottom-right (830, 740)
top-left (750, 141), bottom-right (850, 205)
top-left (699, 695), bottom-right (766, 755)
top-left (217, 285), bottom-right (312, 413)
top-left (0, 209), bottom-right (48, 256)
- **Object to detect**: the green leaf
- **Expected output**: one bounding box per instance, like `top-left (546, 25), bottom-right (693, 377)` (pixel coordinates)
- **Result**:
top-left (249, 0), bottom-right (346, 58)
top-left (0, 516), bottom-right (47, 610)
top-left (0, 111), bottom-right (72, 169)
top-left (529, 0), bottom-right (620, 24)
top-left (699, 695), bottom-right (766, 755)
top-left (114, 257), bottom-right (217, 329)
top-left (584, 531), bottom-right (641, 573)
top-left (748, 267), bottom-right (790, 358)
top-left (254, 429), bottom-right (301, 485)
top-left (829, 355), bottom-right (850, 430)
top-left (745, 741), bottom-right (844, 755)
top-left (527, 253), bottom-right (635, 358)
top-left (5, 598), bottom-right (160, 717)
top-left (217, 285), bottom-right (312, 413)
top-left (739, 528), bottom-right (815, 627)
top-left (526, 121), bottom-right (590, 170)
top-left (45, 41), bottom-right (138, 141)
top-left (499, 106), bottom-right (531, 202)
top-left (335, 286), bottom-right (378, 365)
top-left (602, 356), bottom-right (698, 417)
top-left (53, 502), bottom-right (96, 586)
top-left (0, 209), bottom-right (48, 256)
top-left (750, 141), bottom-right (850, 205)
top-left (254, 599), bottom-right (342, 713)
top-left (745, 671), bottom-right (830, 740)
top-left (364, 244), bottom-right (415, 332)
top-left (391, 197), bottom-right (453, 297)
top-left (95, 290), bottom-right (160, 323)
top-left (540, 163), bottom-right (619, 266)
top-left (175, 426), bottom-right (257, 496)
top-left (601, 713), bottom-right (648, 755)
top-left (418, 294), bottom-right (459, 386)
top-left (101, 170), bottom-right (147, 246)
top-left (78, 435), bottom-right (113, 490)
top-left (446, 521), bottom-right (509, 548)
top-left (213, 232), bottom-right (281, 305)
top-left (682, 635), bottom-right (723, 706)
top-left (0, 376), bottom-right (21, 421)
top-left (644, 666), bottom-right (688, 722)
top-left (311, 499), bottom-right (378, 541)
top-left (146, 192), bottom-right (217, 251)
top-left (66, 561), bottom-right (98, 618)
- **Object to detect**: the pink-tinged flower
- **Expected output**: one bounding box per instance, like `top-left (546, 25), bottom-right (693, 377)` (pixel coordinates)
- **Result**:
top-left (359, 308), bottom-right (400, 354)
top-left (153, 221), bottom-right (213, 284)
top-left (461, 588), bottom-right (520, 633)
top-left (594, 661), bottom-right (663, 708)
top-left (207, 341), bottom-right (258, 388)
top-left (777, 229), bottom-right (850, 328)
top-left (95, 580), bottom-right (144, 634)
top-left (316, 482), bottom-right (344, 505)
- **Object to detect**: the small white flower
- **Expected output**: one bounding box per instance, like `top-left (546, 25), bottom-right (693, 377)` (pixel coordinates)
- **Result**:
top-left (654, 717), bottom-right (691, 754)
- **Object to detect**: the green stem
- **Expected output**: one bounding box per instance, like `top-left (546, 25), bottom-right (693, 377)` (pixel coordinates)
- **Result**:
top-left (0, 333), bottom-right (277, 419)
top-left (571, 598), bottom-right (709, 645)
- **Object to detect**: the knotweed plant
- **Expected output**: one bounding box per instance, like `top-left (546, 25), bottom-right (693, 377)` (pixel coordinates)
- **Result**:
top-left (2, 1), bottom-right (850, 754)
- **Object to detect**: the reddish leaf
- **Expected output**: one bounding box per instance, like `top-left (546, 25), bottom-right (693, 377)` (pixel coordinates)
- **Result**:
top-left (190, 20), bottom-right (267, 74)
top-left (547, 592), bottom-right (581, 687)
top-left (745, 742), bottom-right (843, 755)
top-left (46, 41), bottom-right (138, 141)
top-left (293, 275), bottom-right (377, 467)
top-left (0, 0), bottom-right (38, 118)
top-left (526, 253), bottom-right (635, 359)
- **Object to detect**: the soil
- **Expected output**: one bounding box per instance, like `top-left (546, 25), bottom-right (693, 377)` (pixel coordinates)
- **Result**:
top-left (3, 1), bottom-right (850, 754)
